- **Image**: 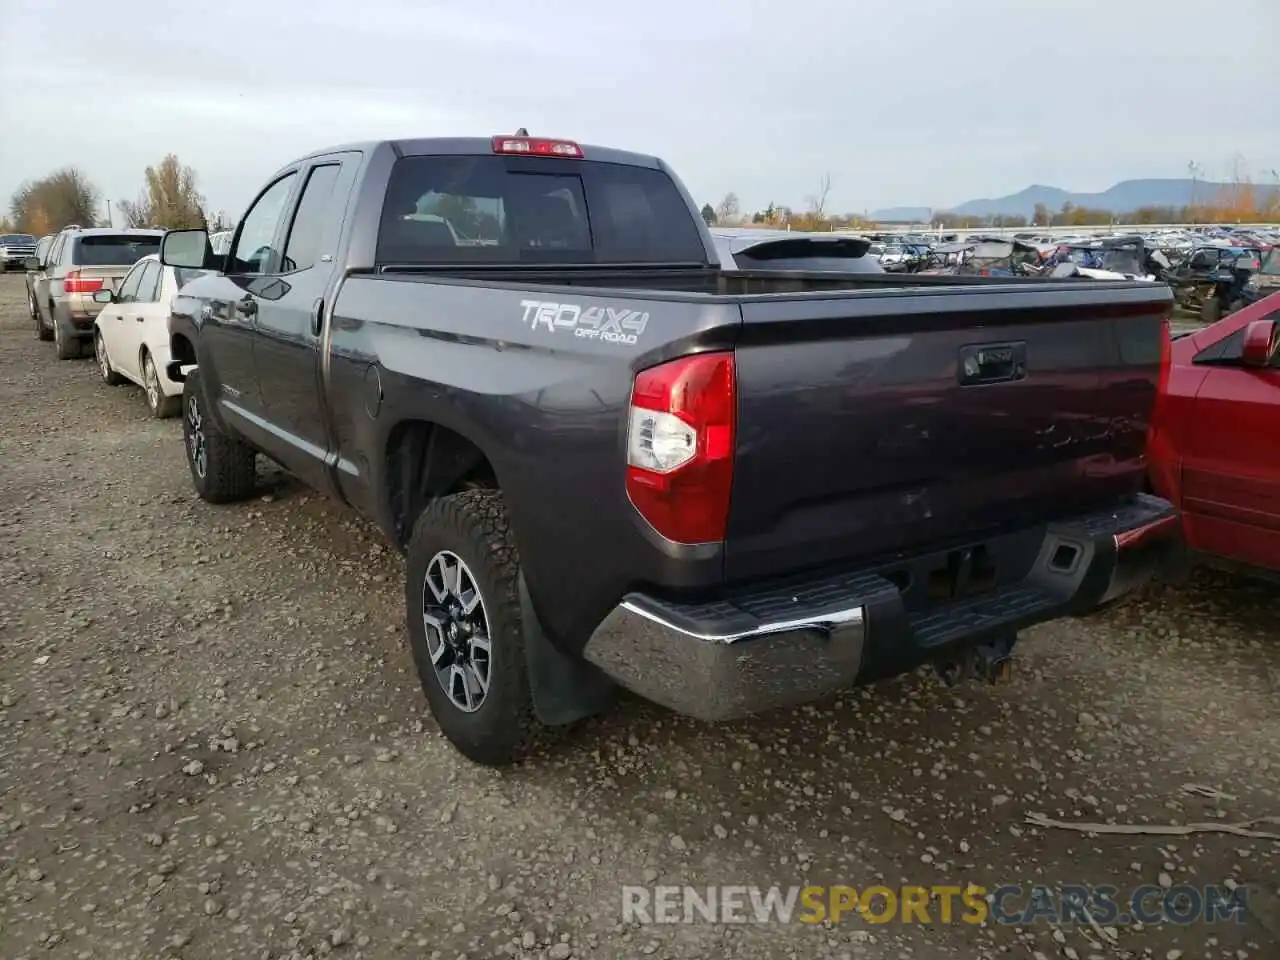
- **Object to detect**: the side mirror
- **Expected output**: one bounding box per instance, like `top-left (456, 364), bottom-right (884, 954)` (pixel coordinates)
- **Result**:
top-left (92, 288), bottom-right (114, 304)
top-left (23, 256), bottom-right (40, 271)
top-left (161, 228), bottom-right (215, 270)
top-left (1240, 318), bottom-right (1279, 369)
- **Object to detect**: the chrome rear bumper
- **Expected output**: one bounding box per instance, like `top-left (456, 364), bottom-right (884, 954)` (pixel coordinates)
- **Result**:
top-left (582, 494), bottom-right (1180, 722)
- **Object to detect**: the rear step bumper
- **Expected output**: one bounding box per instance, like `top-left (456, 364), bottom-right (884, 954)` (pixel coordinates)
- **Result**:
top-left (582, 494), bottom-right (1180, 721)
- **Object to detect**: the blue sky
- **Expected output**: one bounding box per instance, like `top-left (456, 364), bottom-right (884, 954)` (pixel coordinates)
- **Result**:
top-left (1, 0), bottom-right (1277, 220)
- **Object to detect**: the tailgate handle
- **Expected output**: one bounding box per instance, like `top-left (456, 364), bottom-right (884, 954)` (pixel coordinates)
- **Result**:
top-left (958, 341), bottom-right (1026, 386)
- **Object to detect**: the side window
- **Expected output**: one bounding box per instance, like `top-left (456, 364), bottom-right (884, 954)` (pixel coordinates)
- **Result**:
top-left (48, 234), bottom-right (66, 266)
top-left (136, 261), bottom-right (162, 302)
top-left (117, 262), bottom-right (147, 303)
top-left (228, 173), bottom-right (297, 275)
top-left (281, 163), bottom-right (342, 273)
top-left (34, 237), bottom-right (51, 262)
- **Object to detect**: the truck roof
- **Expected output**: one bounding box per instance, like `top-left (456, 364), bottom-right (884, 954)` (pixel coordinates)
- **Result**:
top-left (290, 137), bottom-right (665, 170)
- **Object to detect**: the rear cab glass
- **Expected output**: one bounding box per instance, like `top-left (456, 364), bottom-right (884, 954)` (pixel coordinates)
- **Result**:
top-left (73, 234), bottom-right (162, 266)
top-left (375, 155), bottom-right (707, 265)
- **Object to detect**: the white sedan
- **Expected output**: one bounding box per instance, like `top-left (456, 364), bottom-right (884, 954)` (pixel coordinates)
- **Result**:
top-left (91, 254), bottom-right (204, 418)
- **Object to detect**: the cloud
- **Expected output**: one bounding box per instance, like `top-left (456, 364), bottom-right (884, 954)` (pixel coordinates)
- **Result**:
top-left (1, 0), bottom-right (1277, 219)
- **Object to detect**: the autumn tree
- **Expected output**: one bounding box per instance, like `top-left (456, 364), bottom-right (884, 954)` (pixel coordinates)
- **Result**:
top-left (120, 154), bottom-right (208, 229)
top-left (805, 173), bottom-right (832, 221)
top-left (117, 193), bottom-right (152, 228)
top-left (10, 168), bottom-right (100, 233)
top-left (715, 192), bottom-right (741, 226)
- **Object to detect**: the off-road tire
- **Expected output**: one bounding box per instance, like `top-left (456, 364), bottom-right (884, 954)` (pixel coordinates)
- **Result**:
top-left (404, 489), bottom-right (539, 766)
top-left (95, 329), bottom-right (126, 385)
top-left (143, 351), bottom-right (180, 419)
top-left (53, 318), bottom-right (81, 359)
top-left (182, 368), bottom-right (257, 503)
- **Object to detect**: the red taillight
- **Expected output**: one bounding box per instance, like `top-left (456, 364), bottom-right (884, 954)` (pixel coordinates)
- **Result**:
top-left (491, 135), bottom-right (583, 158)
top-left (625, 352), bottom-right (736, 544)
top-left (64, 270), bottom-right (102, 294)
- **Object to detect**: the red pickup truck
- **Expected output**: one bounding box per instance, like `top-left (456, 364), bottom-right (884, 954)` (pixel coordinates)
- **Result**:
top-left (1147, 291), bottom-right (1280, 576)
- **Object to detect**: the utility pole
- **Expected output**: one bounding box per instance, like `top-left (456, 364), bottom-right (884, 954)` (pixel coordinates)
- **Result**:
top-left (105, 199), bottom-right (113, 228)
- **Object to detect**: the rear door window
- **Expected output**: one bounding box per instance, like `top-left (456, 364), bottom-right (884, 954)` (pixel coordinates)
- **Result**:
top-left (376, 155), bottom-right (707, 265)
top-left (48, 234), bottom-right (67, 266)
top-left (136, 261), bottom-right (162, 301)
top-left (281, 163), bottom-right (343, 273)
top-left (117, 262), bottom-right (147, 303)
top-left (73, 235), bottom-right (162, 266)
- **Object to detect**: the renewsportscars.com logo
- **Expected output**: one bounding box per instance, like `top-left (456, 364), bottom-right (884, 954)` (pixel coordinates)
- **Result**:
top-left (621, 884), bottom-right (1250, 926)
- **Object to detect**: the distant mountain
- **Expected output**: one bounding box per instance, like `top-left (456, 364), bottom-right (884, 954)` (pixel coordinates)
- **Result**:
top-left (872, 179), bottom-right (1278, 222)
top-left (870, 206), bottom-right (934, 223)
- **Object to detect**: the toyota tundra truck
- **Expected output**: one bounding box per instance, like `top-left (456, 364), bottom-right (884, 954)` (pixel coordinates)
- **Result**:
top-left (157, 133), bottom-right (1180, 765)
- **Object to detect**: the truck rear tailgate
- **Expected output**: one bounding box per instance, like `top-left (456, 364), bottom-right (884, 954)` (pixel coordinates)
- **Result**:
top-left (725, 281), bottom-right (1171, 581)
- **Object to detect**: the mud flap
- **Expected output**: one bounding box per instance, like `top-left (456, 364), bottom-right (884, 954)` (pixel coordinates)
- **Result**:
top-left (519, 573), bottom-right (616, 726)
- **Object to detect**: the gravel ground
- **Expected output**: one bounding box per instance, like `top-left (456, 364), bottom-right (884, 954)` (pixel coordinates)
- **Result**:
top-left (0, 272), bottom-right (1277, 960)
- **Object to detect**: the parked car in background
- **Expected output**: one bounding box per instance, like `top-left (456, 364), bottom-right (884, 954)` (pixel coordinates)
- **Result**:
top-left (158, 133), bottom-right (1177, 766)
top-left (25, 227), bottom-right (164, 359)
top-left (877, 243), bottom-right (910, 271)
top-left (0, 233), bottom-right (37, 270)
top-left (91, 254), bottom-right (205, 418)
top-left (1147, 290), bottom-right (1280, 577)
top-left (709, 227), bottom-right (884, 274)
top-left (23, 235), bottom-right (53, 324)
top-left (1254, 247), bottom-right (1280, 297)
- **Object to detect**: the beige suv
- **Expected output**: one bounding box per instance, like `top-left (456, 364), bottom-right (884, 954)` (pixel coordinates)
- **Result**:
top-left (30, 227), bottom-right (164, 359)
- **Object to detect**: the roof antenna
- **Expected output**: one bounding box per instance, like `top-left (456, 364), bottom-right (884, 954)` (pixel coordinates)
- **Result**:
top-left (515, 127), bottom-right (529, 136)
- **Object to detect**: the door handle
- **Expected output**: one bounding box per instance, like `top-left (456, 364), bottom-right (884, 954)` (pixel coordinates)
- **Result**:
top-left (309, 297), bottom-right (324, 337)
top-left (234, 297), bottom-right (257, 318)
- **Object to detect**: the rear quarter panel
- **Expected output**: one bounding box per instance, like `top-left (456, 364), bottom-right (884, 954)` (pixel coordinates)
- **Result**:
top-left (327, 275), bottom-right (742, 649)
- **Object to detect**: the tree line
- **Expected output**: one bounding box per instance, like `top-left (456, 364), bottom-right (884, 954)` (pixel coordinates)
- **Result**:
top-left (702, 178), bottom-right (1280, 232)
top-left (2, 155), bottom-right (218, 237)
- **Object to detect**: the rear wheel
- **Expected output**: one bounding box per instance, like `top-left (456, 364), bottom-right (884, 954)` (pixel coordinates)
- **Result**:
top-left (404, 489), bottom-right (539, 766)
top-left (95, 329), bottom-right (125, 385)
top-left (54, 318), bottom-right (82, 360)
top-left (33, 296), bottom-right (52, 341)
top-left (182, 369), bottom-right (257, 503)
top-left (142, 351), bottom-right (180, 418)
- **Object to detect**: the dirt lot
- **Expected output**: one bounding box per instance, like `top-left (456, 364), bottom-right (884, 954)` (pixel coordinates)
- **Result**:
top-left (0, 272), bottom-right (1277, 960)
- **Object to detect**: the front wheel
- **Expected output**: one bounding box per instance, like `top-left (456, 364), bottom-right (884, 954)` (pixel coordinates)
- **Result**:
top-left (181, 369), bottom-right (257, 503)
top-left (33, 299), bottom-right (52, 341)
top-left (404, 489), bottom-right (539, 766)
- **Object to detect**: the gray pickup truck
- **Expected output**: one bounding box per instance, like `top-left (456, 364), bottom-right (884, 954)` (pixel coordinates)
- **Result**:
top-left (158, 133), bottom-right (1180, 765)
